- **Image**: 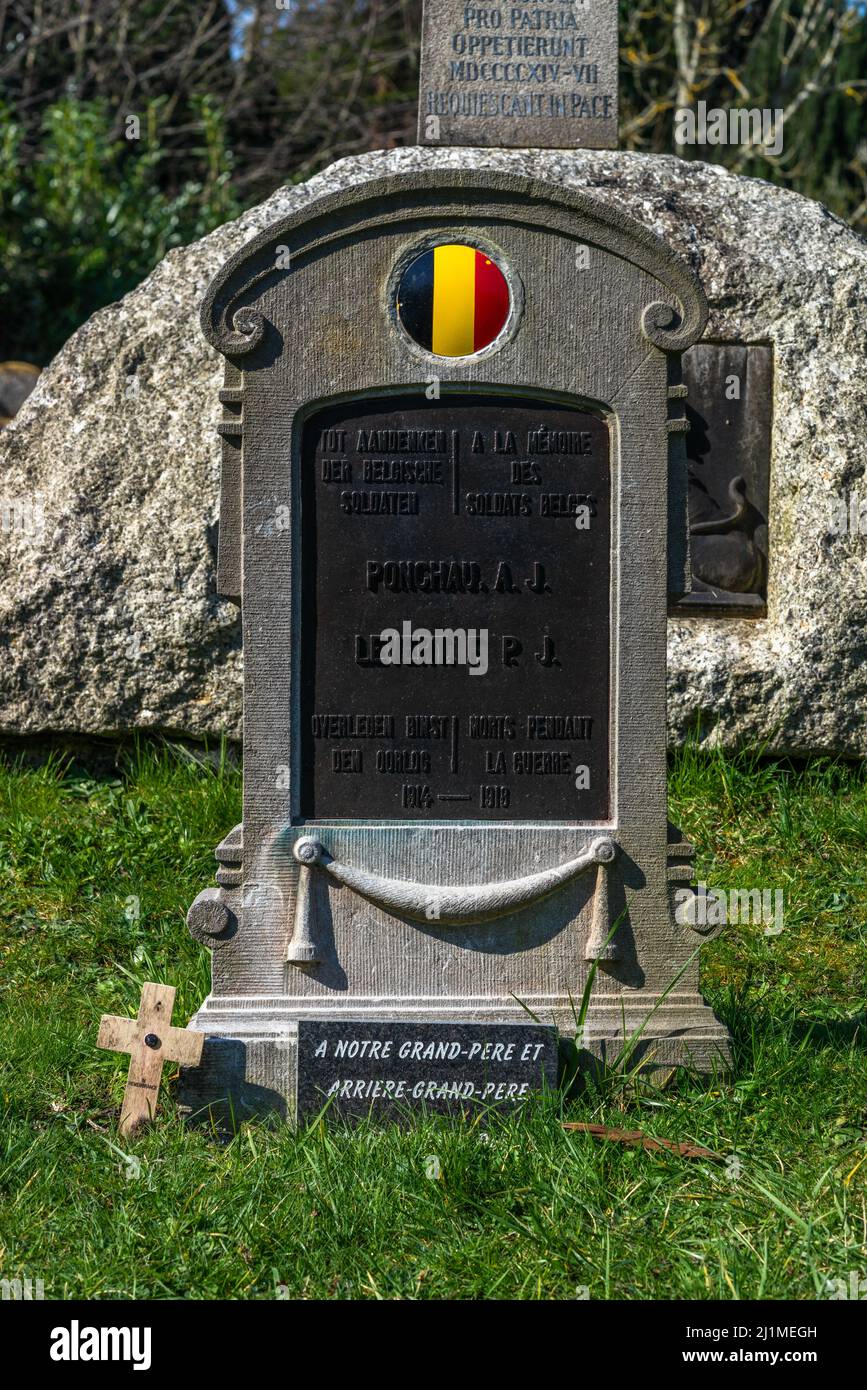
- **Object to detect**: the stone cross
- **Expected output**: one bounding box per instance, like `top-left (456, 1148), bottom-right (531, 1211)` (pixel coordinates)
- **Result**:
top-left (97, 982), bottom-right (203, 1136)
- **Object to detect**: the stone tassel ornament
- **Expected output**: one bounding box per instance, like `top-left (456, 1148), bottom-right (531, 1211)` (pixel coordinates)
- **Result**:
top-left (584, 855), bottom-right (620, 962)
top-left (286, 841), bottom-right (321, 965)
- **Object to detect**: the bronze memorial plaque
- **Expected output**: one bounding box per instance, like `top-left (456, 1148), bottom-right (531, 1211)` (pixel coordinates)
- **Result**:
top-left (299, 394), bottom-right (610, 822)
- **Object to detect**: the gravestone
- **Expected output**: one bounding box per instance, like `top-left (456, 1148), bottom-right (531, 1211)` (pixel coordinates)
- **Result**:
top-left (181, 169), bottom-right (731, 1124)
top-left (418, 0), bottom-right (618, 149)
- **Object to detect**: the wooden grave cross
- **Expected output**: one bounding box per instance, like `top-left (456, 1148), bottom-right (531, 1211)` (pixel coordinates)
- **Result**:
top-left (97, 982), bottom-right (204, 1136)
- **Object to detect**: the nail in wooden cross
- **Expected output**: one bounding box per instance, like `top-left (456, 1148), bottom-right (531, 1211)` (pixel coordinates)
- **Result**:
top-left (97, 982), bottom-right (204, 1136)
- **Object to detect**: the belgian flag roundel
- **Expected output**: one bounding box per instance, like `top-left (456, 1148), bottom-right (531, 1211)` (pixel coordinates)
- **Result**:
top-left (397, 244), bottom-right (510, 356)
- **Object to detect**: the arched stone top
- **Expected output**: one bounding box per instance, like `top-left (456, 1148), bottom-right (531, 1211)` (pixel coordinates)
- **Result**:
top-left (200, 169), bottom-right (708, 360)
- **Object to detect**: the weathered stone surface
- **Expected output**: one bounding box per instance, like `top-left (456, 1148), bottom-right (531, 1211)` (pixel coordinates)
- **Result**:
top-left (417, 0), bottom-right (618, 149)
top-left (1, 146), bottom-right (864, 754)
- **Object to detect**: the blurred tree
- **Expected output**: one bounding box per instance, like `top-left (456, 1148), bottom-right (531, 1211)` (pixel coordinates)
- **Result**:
top-left (0, 94), bottom-right (238, 361)
top-left (0, 0), bottom-right (234, 181)
top-left (225, 0), bottom-right (419, 193)
top-left (618, 0), bottom-right (867, 218)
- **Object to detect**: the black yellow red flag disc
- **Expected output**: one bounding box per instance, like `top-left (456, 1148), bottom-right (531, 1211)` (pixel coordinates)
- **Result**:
top-left (397, 244), bottom-right (510, 356)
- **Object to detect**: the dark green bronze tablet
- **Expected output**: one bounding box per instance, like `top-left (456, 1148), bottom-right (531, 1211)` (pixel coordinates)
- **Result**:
top-left (299, 394), bottom-right (611, 821)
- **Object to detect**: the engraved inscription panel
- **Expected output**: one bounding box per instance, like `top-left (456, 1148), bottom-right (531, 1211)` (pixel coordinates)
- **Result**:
top-left (296, 1020), bottom-right (558, 1119)
top-left (299, 394), bottom-right (610, 820)
top-left (417, 0), bottom-right (619, 150)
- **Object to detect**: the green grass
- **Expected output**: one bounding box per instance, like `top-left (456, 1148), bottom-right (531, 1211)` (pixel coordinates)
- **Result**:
top-left (1, 741), bottom-right (865, 1300)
